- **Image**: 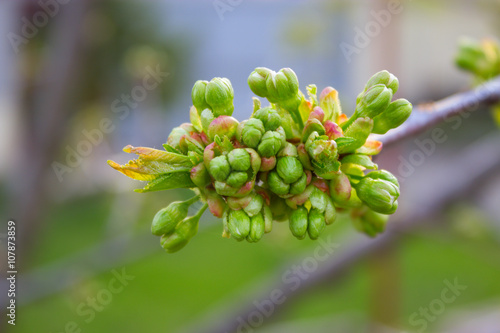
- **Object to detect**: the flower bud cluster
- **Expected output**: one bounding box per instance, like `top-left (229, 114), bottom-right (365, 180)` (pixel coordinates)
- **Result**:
top-left (455, 37), bottom-right (500, 126)
top-left (108, 67), bottom-right (413, 253)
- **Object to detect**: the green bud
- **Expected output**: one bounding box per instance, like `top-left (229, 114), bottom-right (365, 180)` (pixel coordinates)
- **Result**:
top-left (247, 213), bottom-right (265, 242)
top-left (207, 115), bottom-right (239, 141)
top-left (310, 187), bottom-right (328, 213)
top-left (248, 67), bottom-right (272, 97)
top-left (365, 170), bottom-right (399, 187)
top-left (286, 184), bottom-right (315, 209)
top-left (276, 156), bottom-right (303, 184)
top-left (289, 172), bottom-right (308, 195)
top-left (227, 195), bottom-right (253, 211)
top-left (190, 162), bottom-right (211, 188)
top-left (329, 171), bottom-right (352, 206)
top-left (243, 193), bottom-right (264, 217)
top-left (362, 209), bottom-right (389, 237)
top-left (254, 107), bottom-right (281, 131)
top-left (357, 84), bottom-right (392, 118)
top-left (240, 118), bottom-right (265, 148)
top-left (257, 131), bottom-right (282, 157)
top-left (214, 180), bottom-right (238, 196)
top-left (268, 170), bottom-right (290, 196)
top-left (191, 80), bottom-right (210, 114)
top-left (356, 176), bottom-right (399, 215)
top-left (226, 171), bottom-right (248, 188)
top-left (167, 127), bottom-right (188, 150)
top-left (227, 148), bottom-right (251, 171)
top-left (160, 203), bottom-right (207, 253)
top-left (278, 142), bottom-right (298, 158)
top-left (206, 187), bottom-right (226, 218)
top-left (209, 155), bottom-right (231, 181)
top-left (245, 148), bottom-right (262, 176)
top-left (228, 209), bottom-right (251, 241)
top-left (454, 38), bottom-right (500, 79)
top-left (302, 118), bottom-right (326, 143)
top-left (205, 77), bottom-right (234, 117)
top-left (364, 70), bottom-right (399, 95)
top-left (325, 199), bottom-right (337, 225)
top-left (372, 99), bottom-right (412, 134)
top-left (340, 154), bottom-right (378, 170)
top-left (263, 205), bottom-right (273, 233)
top-left (151, 195), bottom-right (199, 236)
top-left (308, 208), bottom-right (326, 240)
top-left (297, 143), bottom-right (313, 170)
top-left (265, 68), bottom-right (299, 103)
top-left (289, 206), bottom-right (308, 239)
top-left (276, 126), bottom-right (287, 146)
top-left (305, 132), bottom-right (339, 171)
top-left (338, 117), bottom-right (373, 154)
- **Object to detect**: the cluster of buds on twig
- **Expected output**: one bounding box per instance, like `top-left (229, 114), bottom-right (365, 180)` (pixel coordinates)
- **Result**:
top-left (108, 68), bottom-right (412, 252)
top-left (455, 37), bottom-right (500, 126)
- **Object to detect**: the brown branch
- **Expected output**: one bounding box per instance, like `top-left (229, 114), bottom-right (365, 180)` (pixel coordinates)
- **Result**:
top-left (202, 133), bottom-right (500, 333)
top-left (378, 76), bottom-right (500, 146)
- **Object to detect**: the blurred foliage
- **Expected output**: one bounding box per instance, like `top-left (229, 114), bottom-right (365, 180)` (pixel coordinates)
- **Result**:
top-left (11, 192), bottom-right (500, 333)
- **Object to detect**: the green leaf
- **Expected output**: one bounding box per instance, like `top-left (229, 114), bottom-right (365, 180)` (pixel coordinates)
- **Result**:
top-left (338, 117), bottom-right (373, 154)
top-left (162, 144), bottom-right (182, 154)
top-left (108, 145), bottom-right (193, 181)
top-left (135, 172), bottom-right (195, 193)
top-left (340, 154), bottom-right (378, 170)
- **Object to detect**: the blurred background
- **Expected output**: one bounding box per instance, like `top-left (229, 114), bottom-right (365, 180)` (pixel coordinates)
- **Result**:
top-left (1, 0), bottom-right (500, 332)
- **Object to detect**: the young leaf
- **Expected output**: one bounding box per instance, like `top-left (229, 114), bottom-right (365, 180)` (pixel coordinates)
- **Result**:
top-left (135, 172), bottom-right (195, 193)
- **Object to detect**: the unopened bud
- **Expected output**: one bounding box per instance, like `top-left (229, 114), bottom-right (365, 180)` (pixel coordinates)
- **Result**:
top-left (207, 115), bottom-right (239, 141)
top-left (228, 209), bottom-right (251, 241)
top-left (205, 77), bottom-right (234, 117)
top-left (228, 148), bottom-right (251, 171)
top-left (151, 195), bottom-right (199, 236)
top-left (308, 208), bottom-right (326, 240)
top-left (289, 172), bottom-right (308, 195)
top-left (248, 67), bottom-right (272, 97)
top-left (257, 131), bottom-right (283, 157)
top-left (268, 170), bottom-right (290, 196)
top-left (243, 193), bottom-right (264, 217)
top-left (356, 171), bottom-right (399, 215)
top-left (247, 213), bottom-right (265, 242)
top-left (302, 118), bottom-right (326, 143)
top-left (209, 155), bottom-right (231, 181)
top-left (289, 206), bottom-right (308, 239)
top-left (190, 163), bottom-right (211, 188)
top-left (226, 171), bottom-right (248, 188)
top-left (239, 118), bottom-right (265, 148)
top-left (191, 80), bottom-right (209, 114)
top-left (254, 107), bottom-right (281, 131)
top-left (372, 99), bottom-right (412, 134)
top-left (265, 68), bottom-right (299, 103)
top-left (276, 156), bottom-right (303, 184)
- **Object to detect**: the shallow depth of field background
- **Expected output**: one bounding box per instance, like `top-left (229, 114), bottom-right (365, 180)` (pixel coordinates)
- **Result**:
top-left (1, 1), bottom-right (500, 332)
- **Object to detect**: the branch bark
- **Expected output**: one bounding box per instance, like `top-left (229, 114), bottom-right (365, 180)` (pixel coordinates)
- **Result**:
top-left (201, 131), bottom-right (500, 333)
top-left (378, 76), bottom-right (500, 146)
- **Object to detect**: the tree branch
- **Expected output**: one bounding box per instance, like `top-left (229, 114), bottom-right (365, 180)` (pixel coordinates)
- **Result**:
top-left (378, 76), bottom-right (500, 146)
top-left (202, 132), bottom-right (500, 333)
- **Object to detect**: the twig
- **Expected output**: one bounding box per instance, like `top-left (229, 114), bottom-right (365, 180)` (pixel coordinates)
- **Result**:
top-left (202, 132), bottom-right (500, 333)
top-left (378, 76), bottom-right (500, 146)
